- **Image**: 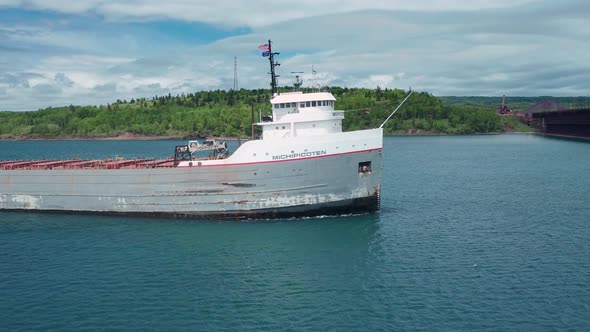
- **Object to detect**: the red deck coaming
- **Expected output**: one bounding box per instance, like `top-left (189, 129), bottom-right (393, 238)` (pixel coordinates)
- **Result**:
top-left (1, 160), bottom-right (49, 170)
top-left (1, 148), bottom-right (382, 170)
top-left (0, 158), bottom-right (176, 170)
top-left (0, 160), bottom-right (23, 166)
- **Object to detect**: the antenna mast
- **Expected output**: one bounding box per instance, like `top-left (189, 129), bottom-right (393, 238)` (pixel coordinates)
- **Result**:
top-left (233, 56), bottom-right (238, 90)
top-left (312, 65), bottom-right (319, 92)
top-left (267, 40), bottom-right (280, 95)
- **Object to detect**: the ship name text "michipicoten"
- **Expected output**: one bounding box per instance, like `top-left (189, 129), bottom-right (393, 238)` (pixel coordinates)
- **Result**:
top-left (272, 150), bottom-right (327, 160)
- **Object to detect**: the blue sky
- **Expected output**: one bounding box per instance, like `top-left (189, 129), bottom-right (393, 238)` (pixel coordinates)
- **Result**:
top-left (0, 0), bottom-right (588, 111)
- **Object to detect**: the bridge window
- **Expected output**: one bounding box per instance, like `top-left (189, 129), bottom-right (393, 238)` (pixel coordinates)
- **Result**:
top-left (306, 101), bottom-right (311, 107)
top-left (311, 101), bottom-right (316, 107)
top-left (280, 103), bottom-right (285, 108)
top-left (274, 104), bottom-right (279, 109)
top-left (300, 102), bottom-right (305, 108)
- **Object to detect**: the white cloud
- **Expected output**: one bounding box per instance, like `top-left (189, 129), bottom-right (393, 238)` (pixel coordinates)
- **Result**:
top-left (0, 0), bottom-right (20, 6)
top-left (1, 0), bottom-right (589, 111)
top-left (2, 0), bottom-right (537, 27)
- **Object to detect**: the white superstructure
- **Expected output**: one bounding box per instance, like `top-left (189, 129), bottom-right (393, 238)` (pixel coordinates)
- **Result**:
top-left (176, 89), bottom-right (381, 168)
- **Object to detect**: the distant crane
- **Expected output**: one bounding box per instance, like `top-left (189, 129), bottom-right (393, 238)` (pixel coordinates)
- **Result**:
top-left (290, 71), bottom-right (304, 91)
top-left (497, 95), bottom-right (514, 115)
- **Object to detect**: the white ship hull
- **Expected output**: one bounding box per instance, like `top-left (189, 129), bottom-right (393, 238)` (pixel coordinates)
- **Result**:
top-left (0, 129), bottom-right (383, 219)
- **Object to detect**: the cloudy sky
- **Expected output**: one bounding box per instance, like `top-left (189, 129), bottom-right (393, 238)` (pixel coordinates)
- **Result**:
top-left (0, 0), bottom-right (588, 111)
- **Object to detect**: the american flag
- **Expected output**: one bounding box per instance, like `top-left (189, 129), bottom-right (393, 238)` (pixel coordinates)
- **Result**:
top-left (258, 44), bottom-right (270, 50)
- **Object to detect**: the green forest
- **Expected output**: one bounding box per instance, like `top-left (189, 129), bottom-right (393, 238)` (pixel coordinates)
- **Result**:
top-left (0, 87), bottom-right (534, 139)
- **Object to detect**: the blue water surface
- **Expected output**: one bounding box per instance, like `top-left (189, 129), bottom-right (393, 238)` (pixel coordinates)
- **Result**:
top-left (1, 134), bottom-right (589, 331)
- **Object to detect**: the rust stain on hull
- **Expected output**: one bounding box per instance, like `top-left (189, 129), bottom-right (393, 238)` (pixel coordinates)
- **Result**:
top-left (1, 194), bottom-right (379, 220)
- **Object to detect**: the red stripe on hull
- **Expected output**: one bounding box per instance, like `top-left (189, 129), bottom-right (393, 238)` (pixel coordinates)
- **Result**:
top-left (177, 148), bottom-right (382, 168)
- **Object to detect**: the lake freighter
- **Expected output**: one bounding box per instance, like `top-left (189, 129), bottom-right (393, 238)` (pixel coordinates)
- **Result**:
top-left (0, 41), bottom-right (385, 219)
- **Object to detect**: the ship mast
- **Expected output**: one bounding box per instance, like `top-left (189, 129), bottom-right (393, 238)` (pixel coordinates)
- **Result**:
top-left (267, 40), bottom-right (280, 95)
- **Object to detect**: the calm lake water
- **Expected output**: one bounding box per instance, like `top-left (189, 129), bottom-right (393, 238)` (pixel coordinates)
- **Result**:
top-left (1, 134), bottom-right (589, 331)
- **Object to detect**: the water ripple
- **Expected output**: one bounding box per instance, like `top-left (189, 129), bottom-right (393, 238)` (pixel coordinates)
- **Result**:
top-left (1, 135), bottom-right (590, 330)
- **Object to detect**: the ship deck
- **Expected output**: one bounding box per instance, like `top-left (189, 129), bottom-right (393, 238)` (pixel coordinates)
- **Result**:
top-left (0, 158), bottom-right (177, 170)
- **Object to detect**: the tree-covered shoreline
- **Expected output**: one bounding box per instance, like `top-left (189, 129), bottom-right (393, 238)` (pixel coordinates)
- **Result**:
top-left (0, 87), bottom-right (534, 139)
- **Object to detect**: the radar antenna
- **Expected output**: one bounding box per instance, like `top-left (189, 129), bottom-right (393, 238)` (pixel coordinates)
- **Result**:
top-left (291, 71), bottom-right (304, 91)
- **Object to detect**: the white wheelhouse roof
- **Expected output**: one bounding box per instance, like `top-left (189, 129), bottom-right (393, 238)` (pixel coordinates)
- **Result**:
top-left (271, 92), bottom-right (336, 104)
